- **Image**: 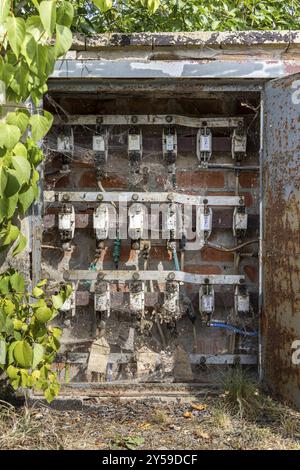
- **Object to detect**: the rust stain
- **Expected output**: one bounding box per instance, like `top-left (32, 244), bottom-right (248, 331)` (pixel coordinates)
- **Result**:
top-left (263, 74), bottom-right (300, 408)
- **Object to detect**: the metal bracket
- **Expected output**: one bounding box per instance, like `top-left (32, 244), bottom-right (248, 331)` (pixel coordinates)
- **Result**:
top-left (64, 270), bottom-right (244, 284)
top-left (53, 114), bottom-right (244, 129)
top-left (44, 191), bottom-right (244, 207)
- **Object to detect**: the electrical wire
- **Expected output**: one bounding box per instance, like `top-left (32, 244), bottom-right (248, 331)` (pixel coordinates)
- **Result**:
top-left (209, 321), bottom-right (258, 337)
top-left (206, 239), bottom-right (258, 253)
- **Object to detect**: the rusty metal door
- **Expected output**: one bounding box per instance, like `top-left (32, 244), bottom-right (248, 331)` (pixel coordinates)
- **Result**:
top-left (262, 73), bottom-right (300, 408)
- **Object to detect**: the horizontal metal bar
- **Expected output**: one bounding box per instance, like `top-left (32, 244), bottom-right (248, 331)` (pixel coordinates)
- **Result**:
top-left (52, 59), bottom-right (298, 79)
top-left (62, 352), bottom-right (256, 365)
top-left (64, 270), bottom-right (244, 284)
top-left (53, 114), bottom-right (244, 128)
top-left (190, 354), bottom-right (257, 365)
top-left (44, 191), bottom-right (243, 206)
top-left (48, 78), bottom-right (263, 94)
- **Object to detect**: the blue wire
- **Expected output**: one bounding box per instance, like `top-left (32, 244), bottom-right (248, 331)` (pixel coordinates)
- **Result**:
top-left (171, 247), bottom-right (257, 338)
top-left (172, 247), bottom-right (180, 271)
top-left (209, 321), bottom-right (258, 337)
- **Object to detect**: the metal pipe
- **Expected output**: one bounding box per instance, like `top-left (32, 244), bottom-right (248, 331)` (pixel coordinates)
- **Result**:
top-left (258, 93), bottom-right (264, 382)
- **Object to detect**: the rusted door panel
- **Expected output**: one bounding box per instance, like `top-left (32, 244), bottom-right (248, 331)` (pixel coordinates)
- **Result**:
top-left (263, 73), bottom-right (300, 408)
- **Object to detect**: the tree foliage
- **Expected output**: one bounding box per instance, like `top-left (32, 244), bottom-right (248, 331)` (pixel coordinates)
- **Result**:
top-left (0, 271), bottom-right (72, 402)
top-left (65, 1), bottom-right (300, 34)
top-left (0, 0), bottom-right (73, 252)
top-left (0, 0), bottom-right (74, 402)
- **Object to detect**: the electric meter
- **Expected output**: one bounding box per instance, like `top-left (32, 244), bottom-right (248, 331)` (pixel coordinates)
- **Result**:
top-left (58, 204), bottom-right (75, 249)
top-left (233, 205), bottom-right (248, 238)
top-left (128, 128), bottom-right (142, 173)
top-left (93, 204), bottom-right (109, 241)
top-left (94, 280), bottom-right (110, 315)
top-left (234, 284), bottom-right (250, 314)
top-left (199, 206), bottom-right (212, 240)
top-left (57, 130), bottom-right (74, 153)
top-left (163, 128), bottom-right (177, 162)
top-left (163, 281), bottom-right (180, 317)
top-left (93, 134), bottom-right (106, 152)
top-left (128, 203), bottom-right (144, 244)
top-left (199, 284), bottom-right (215, 317)
top-left (197, 128), bottom-right (212, 164)
top-left (130, 281), bottom-right (145, 313)
top-left (60, 283), bottom-right (76, 316)
top-left (232, 127), bottom-right (247, 161)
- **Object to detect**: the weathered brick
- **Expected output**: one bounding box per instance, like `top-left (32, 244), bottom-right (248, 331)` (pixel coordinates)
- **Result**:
top-left (54, 174), bottom-right (70, 188)
top-left (242, 192), bottom-right (253, 208)
top-left (239, 172), bottom-right (259, 188)
top-left (78, 170), bottom-right (97, 187)
top-left (177, 171), bottom-right (225, 189)
top-left (184, 265), bottom-right (222, 275)
top-left (244, 265), bottom-right (258, 282)
top-left (201, 246), bottom-right (234, 262)
top-left (101, 174), bottom-right (128, 189)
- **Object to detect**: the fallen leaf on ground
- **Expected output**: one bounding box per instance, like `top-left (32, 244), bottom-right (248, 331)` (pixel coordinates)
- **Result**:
top-left (183, 411), bottom-right (193, 418)
top-left (195, 430), bottom-right (211, 440)
top-left (192, 403), bottom-right (207, 411)
top-left (139, 422), bottom-right (151, 429)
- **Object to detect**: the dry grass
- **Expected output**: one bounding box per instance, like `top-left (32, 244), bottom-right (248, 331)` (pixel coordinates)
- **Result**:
top-left (1, 374), bottom-right (300, 450)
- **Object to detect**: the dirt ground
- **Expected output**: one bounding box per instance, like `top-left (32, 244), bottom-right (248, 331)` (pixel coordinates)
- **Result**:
top-left (1, 388), bottom-right (300, 450)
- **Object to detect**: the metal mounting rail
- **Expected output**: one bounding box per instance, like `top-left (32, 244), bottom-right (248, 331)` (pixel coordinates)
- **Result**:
top-left (44, 191), bottom-right (244, 206)
top-left (53, 114), bottom-right (244, 128)
top-left (61, 352), bottom-right (257, 366)
top-left (64, 270), bottom-right (244, 284)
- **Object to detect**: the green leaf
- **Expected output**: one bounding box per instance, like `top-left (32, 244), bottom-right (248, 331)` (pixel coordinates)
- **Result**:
top-left (44, 386), bottom-right (55, 403)
top-left (29, 111), bottom-right (53, 141)
top-left (39, 0), bottom-right (56, 37)
top-left (0, 0), bottom-right (10, 24)
top-left (12, 232), bottom-right (27, 256)
top-left (13, 142), bottom-right (27, 158)
top-left (6, 364), bottom-right (19, 379)
top-left (9, 272), bottom-right (25, 293)
top-left (32, 343), bottom-right (44, 369)
top-left (51, 327), bottom-right (62, 339)
top-left (4, 316), bottom-right (13, 335)
top-left (32, 286), bottom-right (44, 298)
top-left (0, 224), bottom-right (19, 249)
top-left (25, 16), bottom-right (46, 42)
top-left (57, 1), bottom-right (74, 28)
top-left (4, 170), bottom-right (21, 197)
top-left (0, 193), bottom-right (19, 221)
top-left (142, 0), bottom-right (160, 13)
top-left (34, 306), bottom-right (52, 323)
top-left (0, 339), bottom-right (6, 364)
top-left (6, 110), bottom-right (30, 135)
top-left (12, 155), bottom-right (32, 183)
top-left (9, 61), bottom-right (29, 99)
top-left (13, 319), bottom-right (24, 331)
top-left (54, 24), bottom-right (72, 58)
top-left (13, 341), bottom-right (33, 368)
top-left (0, 276), bottom-right (9, 294)
top-left (51, 293), bottom-right (64, 309)
top-left (5, 16), bottom-right (26, 58)
top-left (4, 299), bottom-right (15, 315)
top-left (92, 0), bottom-right (113, 13)
top-left (0, 123), bottom-right (21, 151)
top-left (20, 369), bottom-right (28, 387)
top-left (0, 166), bottom-right (7, 194)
